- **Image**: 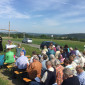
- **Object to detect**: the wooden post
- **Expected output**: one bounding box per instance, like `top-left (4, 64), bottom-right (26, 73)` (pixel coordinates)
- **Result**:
top-left (8, 21), bottom-right (10, 39)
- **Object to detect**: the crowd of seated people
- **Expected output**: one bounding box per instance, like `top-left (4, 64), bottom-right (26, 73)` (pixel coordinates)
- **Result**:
top-left (1, 43), bottom-right (85, 85)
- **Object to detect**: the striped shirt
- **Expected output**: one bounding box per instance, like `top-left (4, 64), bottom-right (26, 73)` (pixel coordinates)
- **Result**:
top-left (77, 71), bottom-right (85, 85)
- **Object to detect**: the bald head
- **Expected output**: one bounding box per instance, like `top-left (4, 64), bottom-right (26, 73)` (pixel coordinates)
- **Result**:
top-left (20, 51), bottom-right (24, 56)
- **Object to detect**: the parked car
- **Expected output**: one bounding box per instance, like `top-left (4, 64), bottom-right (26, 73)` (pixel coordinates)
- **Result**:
top-left (40, 41), bottom-right (58, 49)
top-left (22, 38), bottom-right (32, 43)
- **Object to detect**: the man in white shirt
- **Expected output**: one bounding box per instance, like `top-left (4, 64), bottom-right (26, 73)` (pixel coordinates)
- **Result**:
top-left (15, 51), bottom-right (29, 69)
top-left (12, 51), bottom-right (29, 78)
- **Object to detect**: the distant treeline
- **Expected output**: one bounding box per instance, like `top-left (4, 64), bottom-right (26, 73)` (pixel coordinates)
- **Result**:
top-left (0, 32), bottom-right (85, 42)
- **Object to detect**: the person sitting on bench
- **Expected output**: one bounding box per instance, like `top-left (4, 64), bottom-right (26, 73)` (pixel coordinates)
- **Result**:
top-left (12, 51), bottom-right (29, 78)
top-left (4, 48), bottom-right (15, 64)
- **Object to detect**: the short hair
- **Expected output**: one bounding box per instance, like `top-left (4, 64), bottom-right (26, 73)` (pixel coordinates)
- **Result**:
top-left (43, 55), bottom-right (48, 60)
top-left (63, 68), bottom-right (73, 77)
top-left (76, 65), bottom-right (83, 70)
top-left (64, 59), bottom-right (70, 64)
top-left (44, 45), bottom-right (47, 48)
top-left (33, 55), bottom-right (39, 61)
top-left (46, 61), bottom-right (52, 66)
top-left (32, 51), bottom-right (36, 55)
top-left (18, 43), bottom-right (21, 47)
top-left (49, 54), bottom-right (55, 60)
top-left (7, 48), bottom-right (11, 50)
top-left (69, 56), bottom-right (74, 63)
top-left (54, 59), bottom-right (60, 66)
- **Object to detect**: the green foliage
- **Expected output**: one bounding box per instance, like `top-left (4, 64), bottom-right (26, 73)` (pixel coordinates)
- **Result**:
top-left (80, 39), bottom-right (85, 42)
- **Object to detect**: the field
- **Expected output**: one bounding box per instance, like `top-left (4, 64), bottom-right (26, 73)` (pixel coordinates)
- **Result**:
top-left (0, 38), bottom-right (85, 84)
top-left (0, 40), bottom-right (41, 85)
top-left (0, 40), bottom-right (41, 56)
top-left (5, 38), bottom-right (85, 51)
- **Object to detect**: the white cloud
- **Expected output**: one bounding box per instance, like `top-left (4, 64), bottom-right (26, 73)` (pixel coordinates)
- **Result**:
top-left (0, 0), bottom-right (30, 19)
top-left (42, 18), bottom-right (60, 26)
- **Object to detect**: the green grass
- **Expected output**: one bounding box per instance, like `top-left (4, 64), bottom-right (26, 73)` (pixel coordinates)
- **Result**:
top-left (1, 40), bottom-right (41, 56)
top-left (0, 40), bottom-right (41, 85)
top-left (32, 38), bottom-right (85, 51)
top-left (1, 38), bottom-right (85, 85)
top-left (0, 77), bottom-right (9, 85)
top-left (3, 38), bottom-right (85, 51)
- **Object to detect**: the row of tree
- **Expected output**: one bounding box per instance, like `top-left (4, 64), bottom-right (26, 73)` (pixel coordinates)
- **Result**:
top-left (0, 32), bottom-right (85, 42)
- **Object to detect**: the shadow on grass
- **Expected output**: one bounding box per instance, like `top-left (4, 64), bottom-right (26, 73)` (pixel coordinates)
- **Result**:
top-left (1, 68), bottom-right (25, 85)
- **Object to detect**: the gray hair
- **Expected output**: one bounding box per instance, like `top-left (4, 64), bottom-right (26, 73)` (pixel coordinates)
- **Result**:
top-left (50, 59), bottom-right (56, 67)
top-left (46, 61), bottom-right (52, 66)
top-left (33, 55), bottom-right (39, 61)
top-left (54, 59), bottom-right (60, 66)
top-left (63, 68), bottom-right (73, 77)
top-left (49, 54), bottom-right (55, 60)
top-left (76, 65), bottom-right (83, 70)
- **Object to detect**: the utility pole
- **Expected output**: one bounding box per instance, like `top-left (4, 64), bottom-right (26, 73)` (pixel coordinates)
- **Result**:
top-left (9, 21), bottom-right (10, 39)
top-left (23, 32), bottom-right (25, 38)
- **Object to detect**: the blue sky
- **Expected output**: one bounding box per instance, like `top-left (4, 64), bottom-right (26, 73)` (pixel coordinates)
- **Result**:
top-left (0, 0), bottom-right (85, 34)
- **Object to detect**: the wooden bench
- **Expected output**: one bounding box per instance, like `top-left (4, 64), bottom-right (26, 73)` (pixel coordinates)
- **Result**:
top-left (14, 71), bottom-right (24, 74)
top-left (26, 55), bottom-right (31, 58)
top-left (23, 78), bottom-right (32, 82)
top-left (7, 65), bottom-right (13, 68)
top-left (26, 55), bottom-right (31, 61)
top-left (4, 63), bottom-right (7, 65)
top-left (14, 70), bottom-right (27, 75)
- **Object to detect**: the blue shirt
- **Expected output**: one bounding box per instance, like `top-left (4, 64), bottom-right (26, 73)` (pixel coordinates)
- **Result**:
top-left (41, 60), bottom-right (47, 70)
top-left (77, 71), bottom-right (85, 85)
top-left (15, 55), bottom-right (29, 69)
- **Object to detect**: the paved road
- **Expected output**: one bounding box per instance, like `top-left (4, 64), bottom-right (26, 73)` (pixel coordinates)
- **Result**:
top-left (4, 40), bottom-right (40, 49)
top-left (13, 41), bottom-right (40, 49)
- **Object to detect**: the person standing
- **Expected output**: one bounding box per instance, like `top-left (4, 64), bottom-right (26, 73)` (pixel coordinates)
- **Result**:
top-left (0, 35), bottom-right (3, 52)
top-left (16, 43), bottom-right (22, 59)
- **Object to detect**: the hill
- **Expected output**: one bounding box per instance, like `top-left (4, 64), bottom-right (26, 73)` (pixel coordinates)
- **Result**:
top-left (60, 33), bottom-right (85, 39)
